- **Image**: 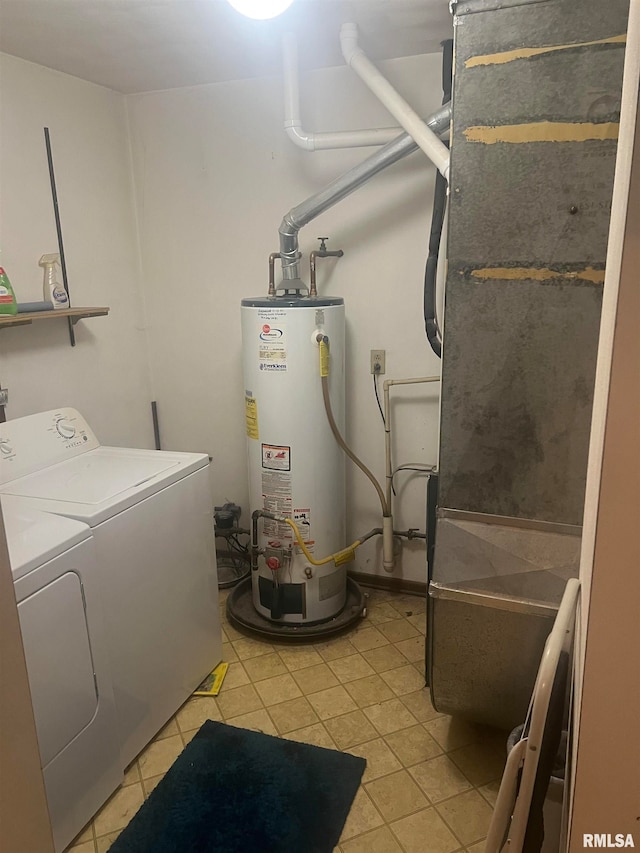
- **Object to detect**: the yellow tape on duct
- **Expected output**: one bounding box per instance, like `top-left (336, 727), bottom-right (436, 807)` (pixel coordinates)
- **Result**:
top-left (469, 266), bottom-right (605, 284)
top-left (465, 34), bottom-right (626, 68)
top-left (463, 120), bottom-right (619, 145)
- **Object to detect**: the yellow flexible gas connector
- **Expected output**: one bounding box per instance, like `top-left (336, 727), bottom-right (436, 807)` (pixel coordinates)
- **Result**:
top-left (282, 517), bottom-right (360, 567)
top-left (319, 337), bottom-right (330, 378)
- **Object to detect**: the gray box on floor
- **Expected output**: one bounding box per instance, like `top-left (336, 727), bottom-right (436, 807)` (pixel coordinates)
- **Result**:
top-left (429, 513), bottom-right (581, 730)
top-left (429, 589), bottom-right (556, 731)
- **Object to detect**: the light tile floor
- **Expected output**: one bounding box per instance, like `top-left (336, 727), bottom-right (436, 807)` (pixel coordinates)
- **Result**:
top-left (65, 587), bottom-right (506, 853)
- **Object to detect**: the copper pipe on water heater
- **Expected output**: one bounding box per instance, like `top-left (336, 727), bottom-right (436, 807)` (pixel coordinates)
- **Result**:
top-left (268, 253), bottom-right (281, 296)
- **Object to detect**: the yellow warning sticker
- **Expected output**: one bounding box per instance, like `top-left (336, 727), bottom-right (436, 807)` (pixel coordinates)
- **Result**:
top-left (245, 394), bottom-right (259, 440)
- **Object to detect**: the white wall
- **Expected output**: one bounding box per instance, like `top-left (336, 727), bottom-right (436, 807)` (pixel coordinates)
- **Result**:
top-left (128, 52), bottom-right (444, 582)
top-left (0, 54), bottom-right (153, 448)
top-left (0, 49), bottom-right (445, 583)
top-left (569, 10), bottom-right (640, 843)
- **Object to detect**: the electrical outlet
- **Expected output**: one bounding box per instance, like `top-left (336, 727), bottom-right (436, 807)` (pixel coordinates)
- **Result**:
top-left (370, 349), bottom-right (386, 374)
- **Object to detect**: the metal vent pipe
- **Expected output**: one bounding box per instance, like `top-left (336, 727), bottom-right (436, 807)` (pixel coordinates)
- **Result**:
top-left (278, 102), bottom-right (451, 282)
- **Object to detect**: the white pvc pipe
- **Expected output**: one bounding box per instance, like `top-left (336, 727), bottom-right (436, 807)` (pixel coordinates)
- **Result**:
top-left (383, 376), bottom-right (441, 512)
top-left (382, 376), bottom-right (440, 572)
top-left (282, 32), bottom-right (411, 151)
top-left (382, 515), bottom-right (395, 573)
top-left (340, 23), bottom-right (451, 178)
top-left (285, 124), bottom-right (404, 151)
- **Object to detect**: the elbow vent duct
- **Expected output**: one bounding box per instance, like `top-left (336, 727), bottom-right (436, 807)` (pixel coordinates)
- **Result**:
top-left (278, 102), bottom-right (452, 283)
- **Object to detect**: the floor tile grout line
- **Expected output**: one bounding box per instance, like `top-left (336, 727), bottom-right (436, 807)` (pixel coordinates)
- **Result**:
top-left (86, 592), bottom-right (488, 853)
top-left (389, 821), bottom-right (469, 853)
top-left (433, 797), bottom-right (487, 850)
top-left (347, 746), bottom-right (486, 799)
top-left (339, 786), bottom-right (386, 845)
top-left (341, 795), bottom-right (468, 850)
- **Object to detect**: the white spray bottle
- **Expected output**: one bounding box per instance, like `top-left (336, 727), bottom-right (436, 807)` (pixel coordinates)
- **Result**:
top-left (39, 253), bottom-right (69, 309)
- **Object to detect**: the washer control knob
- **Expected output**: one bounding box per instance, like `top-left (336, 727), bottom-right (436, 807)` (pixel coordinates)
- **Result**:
top-left (56, 418), bottom-right (76, 439)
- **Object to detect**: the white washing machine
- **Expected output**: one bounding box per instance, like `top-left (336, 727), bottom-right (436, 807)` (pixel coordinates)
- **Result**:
top-left (0, 408), bottom-right (222, 771)
top-left (3, 496), bottom-right (122, 853)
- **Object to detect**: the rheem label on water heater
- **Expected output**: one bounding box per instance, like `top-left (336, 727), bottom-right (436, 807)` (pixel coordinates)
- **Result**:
top-left (257, 309), bottom-right (287, 372)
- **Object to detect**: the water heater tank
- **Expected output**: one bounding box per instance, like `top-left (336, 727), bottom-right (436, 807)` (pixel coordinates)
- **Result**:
top-left (241, 295), bottom-right (346, 624)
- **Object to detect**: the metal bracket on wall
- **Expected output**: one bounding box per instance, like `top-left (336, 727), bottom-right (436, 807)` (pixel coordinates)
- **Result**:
top-left (44, 127), bottom-right (75, 346)
top-left (151, 401), bottom-right (161, 450)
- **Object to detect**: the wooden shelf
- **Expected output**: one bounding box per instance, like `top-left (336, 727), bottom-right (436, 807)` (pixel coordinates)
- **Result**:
top-left (0, 306), bottom-right (109, 329)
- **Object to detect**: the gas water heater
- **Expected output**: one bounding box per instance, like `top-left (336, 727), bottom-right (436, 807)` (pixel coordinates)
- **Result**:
top-left (241, 294), bottom-right (347, 624)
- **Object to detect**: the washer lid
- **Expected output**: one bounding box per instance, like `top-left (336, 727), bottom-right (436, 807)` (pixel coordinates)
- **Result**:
top-left (0, 446), bottom-right (209, 525)
top-left (3, 447), bottom-right (179, 504)
top-left (2, 497), bottom-right (91, 579)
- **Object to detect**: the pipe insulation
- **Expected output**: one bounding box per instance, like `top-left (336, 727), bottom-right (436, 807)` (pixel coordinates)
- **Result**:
top-left (424, 171), bottom-right (448, 357)
top-left (424, 38), bottom-right (453, 358)
top-left (340, 23), bottom-right (451, 179)
top-left (278, 102), bottom-right (451, 280)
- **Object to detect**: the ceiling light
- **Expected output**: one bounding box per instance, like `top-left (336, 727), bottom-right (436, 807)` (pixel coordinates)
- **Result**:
top-left (227, 0), bottom-right (295, 20)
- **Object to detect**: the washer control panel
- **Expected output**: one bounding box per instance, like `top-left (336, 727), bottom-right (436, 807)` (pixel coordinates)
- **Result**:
top-left (0, 408), bottom-right (99, 484)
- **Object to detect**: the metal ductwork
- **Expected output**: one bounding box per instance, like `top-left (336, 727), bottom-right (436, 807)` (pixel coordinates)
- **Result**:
top-left (428, 0), bottom-right (630, 730)
top-left (277, 102), bottom-right (452, 284)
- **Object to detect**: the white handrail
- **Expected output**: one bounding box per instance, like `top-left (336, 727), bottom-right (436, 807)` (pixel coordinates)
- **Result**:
top-left (485, 577), bottom-right (580, 853)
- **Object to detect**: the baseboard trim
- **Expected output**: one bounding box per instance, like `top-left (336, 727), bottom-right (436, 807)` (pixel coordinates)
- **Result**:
top-left (349, 570), bottom-right (427, 598)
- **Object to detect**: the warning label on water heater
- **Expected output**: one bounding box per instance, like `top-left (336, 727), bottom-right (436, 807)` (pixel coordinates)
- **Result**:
top-left (257, 309), bottom-right (287, 372)
top-left (262, 469), bottom-right (292, 540)
top-left (262, 444), bottom-right (290, 471)
top-left (293, 508), bottom-right (311, 543)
